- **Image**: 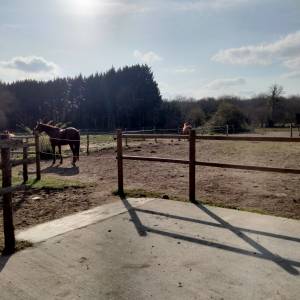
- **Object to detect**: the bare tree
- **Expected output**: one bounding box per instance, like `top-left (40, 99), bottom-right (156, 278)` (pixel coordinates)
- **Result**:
top-left (268, 84), bottom-right (284, 127)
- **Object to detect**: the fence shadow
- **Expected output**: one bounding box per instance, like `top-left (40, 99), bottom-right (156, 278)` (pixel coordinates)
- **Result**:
top-left (0, 254), bottom-right (11, 272)
top-left (14, 191), bottom-right (29, 212)
top-left (121, 198), bottom-right (300, 276)
top-left (192, 201), bottom-right (299, 275)
top-left (41, 165), bottom-right (79, 176)
top-left (119, 195), bottom-right (147, 237)
top-left (134, 208), bottom-right (300, 244)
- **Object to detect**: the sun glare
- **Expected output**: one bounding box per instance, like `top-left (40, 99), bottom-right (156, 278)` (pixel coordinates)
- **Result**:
top-left (65, 0), bottom-right (104, 16)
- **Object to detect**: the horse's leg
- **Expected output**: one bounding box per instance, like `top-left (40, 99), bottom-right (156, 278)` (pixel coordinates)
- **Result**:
top-left (69, 143), bottom-right (76, 165)
top-left (58, 145), bottom-right (63, 164)
top-left (51, 143), bottom-right (56, 164)
top-left (75, 141), bottom-right (80, 162)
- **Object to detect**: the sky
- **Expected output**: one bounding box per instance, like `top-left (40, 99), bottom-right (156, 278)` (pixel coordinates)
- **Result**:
top-left (0, 0), bottom-right (300, 99)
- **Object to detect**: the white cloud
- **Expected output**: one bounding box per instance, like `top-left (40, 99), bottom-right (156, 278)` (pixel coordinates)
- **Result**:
top-left (59, 0), bottom-right (256, 18)
top-left (281, 71), bottom-right (300, 79)
top-left (1, 56), bottom-right (58, 73)
top-left (0, 56), bottom-right (60, 81)
top-left (282, 56), bottom-right (300, 70)
top-left (62, 0), bottom-right (150, 17)
top-left (173, 67), bottom-right (196, 74)
top-left (212, 31), bottom-right (300, 67)
top-left (212, 46), bottom-right (273, 65)
top-left (159, 76), bottom-right (253, 99)
top-left (173, 0), bottom-right (250, 11)
top-left (133, 50), bottom-right (163, 64)
top-left (204, 77), bottom-right (246, 90)
top-left (0, 23), bottom-right (23, 31)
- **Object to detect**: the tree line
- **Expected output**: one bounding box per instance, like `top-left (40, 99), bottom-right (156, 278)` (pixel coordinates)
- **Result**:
top-left (0, 64), bottom-right (299, 132)
top-left (165, 86), bottom-right (300, 132)
top-left (0, 65), bottom-right (162, 131)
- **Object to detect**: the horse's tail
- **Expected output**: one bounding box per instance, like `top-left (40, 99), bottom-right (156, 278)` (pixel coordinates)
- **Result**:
top-left (77, 140), bottom-right (80, 160)
top-left (73, 131), bottom-right (80, 161)
top-left (76, 138), bottom-right (80, 161)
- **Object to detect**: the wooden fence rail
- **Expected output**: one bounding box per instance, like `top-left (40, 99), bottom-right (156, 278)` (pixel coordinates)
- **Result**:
top-left (10, 135), bottom-right (34, 140)
top-left (117, 129), bottom-right (300, 202)
top-left (123, 133), bottom-right (300, 142)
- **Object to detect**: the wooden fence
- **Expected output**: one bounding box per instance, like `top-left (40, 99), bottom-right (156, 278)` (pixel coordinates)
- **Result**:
top-left (116, 129), bottom-right (300, 202)
top-left (290, 123), bottom-right (300, 137)
top-left (0, 132), bottom-right (40, 254)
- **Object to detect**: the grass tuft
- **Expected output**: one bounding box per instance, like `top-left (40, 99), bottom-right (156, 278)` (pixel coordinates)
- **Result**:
top-left (0, 238), bottom-right (33, 255)
top-left (26, 177), bottom-right (87, 190)
top-left (112, 188), bottom-right (186, 202)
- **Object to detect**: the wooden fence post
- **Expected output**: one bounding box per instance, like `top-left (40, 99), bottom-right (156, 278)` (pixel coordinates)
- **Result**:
top-left (290, 123), bottom-right (293, 138)
top-left (154, 126), bottom-right (157, 143)
top-left (34, 132), bottom-right (41, 180)
top-left (22, 143), bottom-right (28, 183)
top-left (87, 134), bottom-right (90, 155)
top-left (189, 129), bottom-right (196, 202)
top-left (142, 127), bottom-right (145, 141)
top-left (117, 129), bottom-right (124, 195)
top-left (1, 133), bottom-right (15, 254)
top-left (226, 124), bottom-right (229, 136)
top-left (125, 129), bottom-right (128, 147)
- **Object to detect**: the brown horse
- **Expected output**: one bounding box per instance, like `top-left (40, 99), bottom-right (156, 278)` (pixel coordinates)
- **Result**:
top-left (182, 122), bottom-right (192, 135)
top-left (34, 122), bottom-right (80, 165)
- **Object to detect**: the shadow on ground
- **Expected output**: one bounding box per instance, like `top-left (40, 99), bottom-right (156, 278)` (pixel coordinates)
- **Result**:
top-left (0, 255), bottom-right (11, 273)
top-left (120, 196), bottom-right (300, 276)
top-left (41, 165), bottom-right (79, 176)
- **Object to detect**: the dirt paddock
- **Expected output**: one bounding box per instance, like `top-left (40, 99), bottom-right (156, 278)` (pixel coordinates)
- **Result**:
top-left (1, 132), bottom-right (300, 250)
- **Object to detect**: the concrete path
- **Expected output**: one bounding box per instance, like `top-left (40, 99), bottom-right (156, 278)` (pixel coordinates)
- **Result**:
top-left (15, 198), bottom-right (154, 243)
top-left (1, 198), bottom-right (300, 299)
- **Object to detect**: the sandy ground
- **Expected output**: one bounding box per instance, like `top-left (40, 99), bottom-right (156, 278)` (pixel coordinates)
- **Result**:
top-left (1, 131), bottom-right (300, 250)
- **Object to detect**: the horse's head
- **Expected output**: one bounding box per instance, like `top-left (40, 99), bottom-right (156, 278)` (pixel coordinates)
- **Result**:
top-left (2, 130), bottom-right (15, 137)
top-left (183, 122), bottom-right (192, 128)
top-left (182, 122), bottom-right (192, 134)
top-left (34, 121), bottom-right (43, 133)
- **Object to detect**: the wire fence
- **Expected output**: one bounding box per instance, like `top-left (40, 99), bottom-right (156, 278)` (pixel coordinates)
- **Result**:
top-left (38, 132), bottom-right (115, 159)
top-left (6, 125), bottom-right (234, 160)
top-left (123, 125), bottom-right (234, 135)
top-left (5, 135), bottom-right (35, 161)
top-left (195, 125), bottom-right (235, 135)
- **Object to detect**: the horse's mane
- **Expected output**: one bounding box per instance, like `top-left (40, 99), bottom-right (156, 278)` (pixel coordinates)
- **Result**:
top-left (39, 123), bottom-right (60, 129)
